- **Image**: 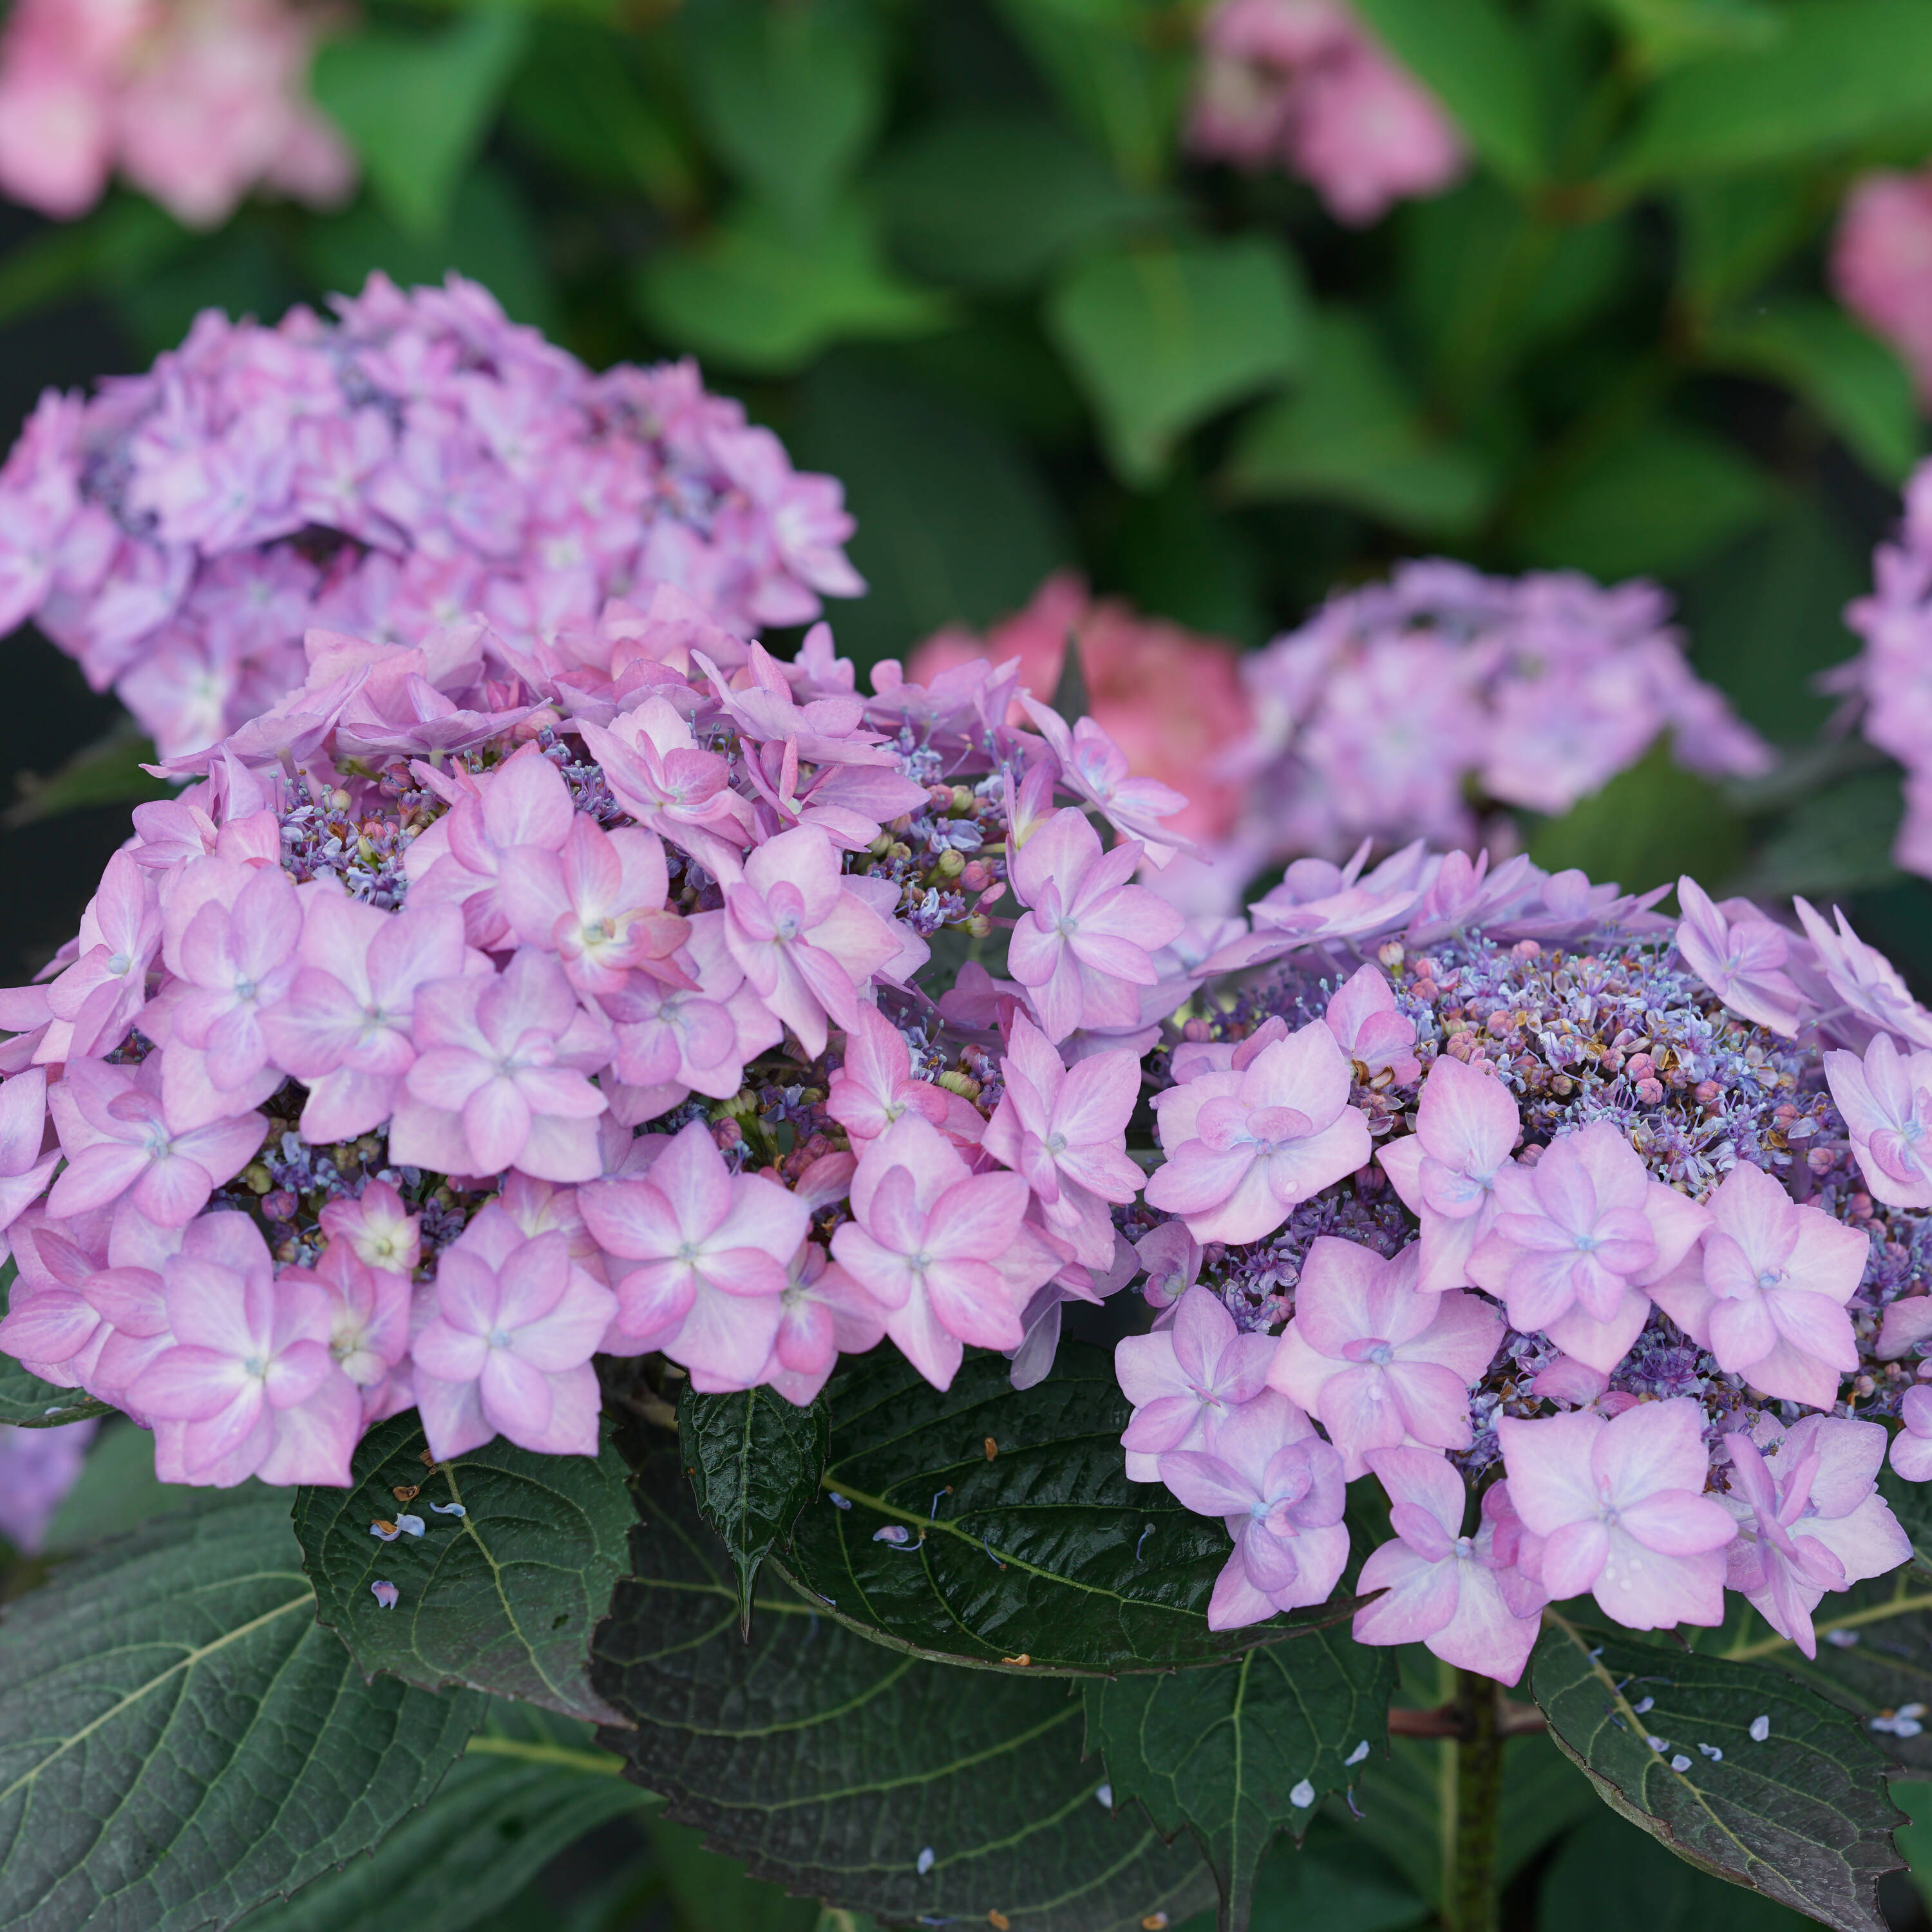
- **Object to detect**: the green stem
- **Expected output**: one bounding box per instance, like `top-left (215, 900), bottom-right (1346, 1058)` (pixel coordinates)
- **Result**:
top-left (1446, 1670), bottom-right (1504, 1932)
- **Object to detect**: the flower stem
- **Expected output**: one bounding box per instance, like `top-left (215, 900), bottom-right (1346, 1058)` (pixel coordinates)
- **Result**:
top-left (1446, 1669), bottom-right (1504, 1932)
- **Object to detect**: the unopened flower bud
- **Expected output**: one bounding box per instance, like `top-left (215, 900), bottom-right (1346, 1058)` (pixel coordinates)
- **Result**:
top-left (1635, 1077), bottom-right (1665, 1105)
top-left (935, 848), bottom-right (965, 878)
top-left (243, 1162), bottom-right (274, 1196)
top-left (1377, 942), bottom-right (1404, 969)
top-left (937, 1070), bottom-right (982, 1101)
top-left (1808, 1146), bottom-right (1839, 1173)
top-left (951, 785), bottom-right (976, 814)
top-left (965, 913), bottom-right (992, 940)
top-left (263, 1189), bottom-right (297, 1222)
top-left (960, 860), bottom-right (992, 892)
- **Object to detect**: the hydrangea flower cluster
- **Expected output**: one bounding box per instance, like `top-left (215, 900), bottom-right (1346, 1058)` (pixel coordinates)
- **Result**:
top-left (1832, 167), bottom-right (1932, 407)
top-left (0, 274), bottom-right (863, 759)
top-left (0, 0), bottom-right (352, 227)
top-left (1186, 0), bottom-right (1466, 225)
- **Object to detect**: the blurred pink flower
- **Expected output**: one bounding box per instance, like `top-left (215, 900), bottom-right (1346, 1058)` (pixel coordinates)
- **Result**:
top-left (1115, 1283), bottom-right (1275, 1482)
top-left (1833, 169), bottom-right (1932, 404)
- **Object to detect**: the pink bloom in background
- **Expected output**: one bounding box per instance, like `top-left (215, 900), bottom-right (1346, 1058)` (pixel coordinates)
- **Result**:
top-left (1115, 1283), bottom-right (1275, 1482)
top-left (908, 574), bottom-right (1253, 843)
top-left (1267, 1238), bottom-right (1502, 1477)
top-left (1468, 1121), bottom-right (1708, 1372)
top-left (1645, 1161), bottom-right (1865, 1408)
top-left (1498, 1401), bottom-right (1735, 1631)
top-left (1674, 876), bottom-right (1806, 1037)
top-left (1147, 1018), bottom-right (1371, 1244)
top-left (1833, 168), bottom-right (1932, 406)
top-left (0, 1419), bottom-right (95, 1553)
top-left (1157, 1388), bottom-right (1350, 1628)
top-left (1188, 0), bottom-right (1466, 225)
top-left (1893, 1384), bottom-right (1932, 1482)
top-left (830, 1112), bottom-right (1058, 1390)
top-left (0, 0), bottom-right (354, 226)
top-left (1376, 1055), bottom-right (1519, 1293)
top-left (1825, 1032), bottom-right (1932, 1208)
top-left (578, 1119), bottom-right (808, 1389)
top-left (1353, 1447), bottom-right (1544, 1682)
top-left (411, 1206), bottom-right (616, 1459)
top-left (1719, 1417), bottom-right (1908, 1658)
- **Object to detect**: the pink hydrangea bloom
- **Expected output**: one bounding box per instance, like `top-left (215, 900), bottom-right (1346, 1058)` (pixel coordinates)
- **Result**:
top-left (0, 1419), bottom-right (95, 1554)
top-left (0, 1068), bottom-right (60, 1252)
top-left (1266, 1238), bottom-right (1502, 1477)
top-left (1145, 1018), bottom-right (1371, 1244)
top-left (761, 1241), bottom-right (889, 1406)
top-left (1824, 1032), bottom-right (1932, 1208)
top-left (312, 1235), bottom-right (412, 1425)
top-left (1719, 1416), bottom-right (1909, 1658)
top-left (317, 1179), bottom-right (421, 1278)
top-left (825, 1002), bottom-right (959, 1148)
top-left (1645, 1161), bottom-right (1865, 1408)
top-left (1323, 962), bottom-right (1419, 1084)
top-left (1352, 1447), bottom-right (1544, 1683)
top-left (165, 858), bottom-right (303, 1091)
top-left (577, 1119), bottom-right (809, 1390)
top-left (1007, 809), bottom-right (1185, 1044)
top-left (1114, 1283), bottom-right (1276, 1482)
top-left (1795, 897), bottom-right (1932, 1052)
top-left (411, 1205), bottom-right (617, 1459)
top-left (499, 815), bottom-right (685, 998)
top-left (1497, 1400), bottom-right (1735, 1631)
top-left (1674, 876), bottom-right (1806, 1038)
top-left (1376, 1055), bottom-right (1520, 1293)
top-left (829, 1112), bottom-right (1059, 1390)
top-left (1157, 1389), bottom-right (1350, 1628)
top-left (1468, 1122), bottom-right (1709, 1372)
top-left (43, 849), bottom-right (160, 1062)
top-left (980, 1016), bottom-right (1144, 1267)
top-left (1893, 1383), bottom-right (1932, 1482)
top-left (1832, 169), bottom-right (1932, 406)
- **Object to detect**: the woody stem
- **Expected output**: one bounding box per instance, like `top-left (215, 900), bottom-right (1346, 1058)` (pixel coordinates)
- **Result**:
top-left (1445, 1669), bottom-right (1504, 1932)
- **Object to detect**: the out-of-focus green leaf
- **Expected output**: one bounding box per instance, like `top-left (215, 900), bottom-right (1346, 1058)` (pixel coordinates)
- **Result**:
top-left (640, 1814), bottom-right (823, 1932)
top-left (0, 196), bottom-right (190, 329)
top-left (41, 1420), bottom-right (182, 1555)
top-left (3, 719), bottom-right (166, 829)
top-left (1676, 173), bottom-right (1839, 323)
top-left (1225, 308), bottom-right (1497, 536)
top-left (790, 352), bottom-right (1073, 667)
top-left (871, 113), bottom-right (1170, 291)
top-left (1048, 234), bottom-right (1307, 486)
top-left (679, 0), bottom-right (886, 236)
top-left (1231, 1828), bottom-right (1428, 1932)
top-left (1701, 299), bottom-right (1922, 482)
top-left (1893, 1779), bottom-right (1932, 1917)
top-left (1350, 0), bottom-right (1544, 187)
top-left (313, 8), bottom-right (531, 238)
top-left (638, 198), bottom-right (949, 374)
top-left (113, 220), bottom-right (308, 358)
top-left (1727, 772), bottom-right (1904, 901)
top-left (1101, 463), bottom-right (1268, 643)
top-left (1529, 742), bottom-right (1747, 896)
top-left (1611, 0), bottom-right (1932, 184)
top-left (1511, 417), bottom-right (1770, 580)
top-left (1592, 0), bottom-right (1784, 71)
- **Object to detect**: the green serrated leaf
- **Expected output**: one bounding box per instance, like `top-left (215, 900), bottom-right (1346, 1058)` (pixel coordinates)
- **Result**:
top-left (679, 1381), bottom-right (829, 1638)
top-left (782, 1343), bottom-right (1358, 1674)
top-left (1047, 235), bottom-right (1307, 486)
top-left (591, 1456), bottom-right (1217, 1931)
top-left (0, 1261), bottom-right (115, 1430)
top-left (234, 1702), bottom-right (643, 1932)
top-left (292, 1412), bottom-right (634, 1725)
top-left (1086, 1633), bottom-right (1396, 1929)
top-left (1530, 1615), bottom-right (1905, 1932)
top-left (0, 1485), bottom-right (479, 1931)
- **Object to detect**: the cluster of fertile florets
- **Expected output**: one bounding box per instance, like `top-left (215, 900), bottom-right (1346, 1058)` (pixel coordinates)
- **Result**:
top-left (0, 274), bottom-right (862, 760)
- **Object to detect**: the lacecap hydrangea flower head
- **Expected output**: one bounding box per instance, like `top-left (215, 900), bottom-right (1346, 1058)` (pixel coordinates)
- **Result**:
top-left (0, 273), bottom-right (863, 760)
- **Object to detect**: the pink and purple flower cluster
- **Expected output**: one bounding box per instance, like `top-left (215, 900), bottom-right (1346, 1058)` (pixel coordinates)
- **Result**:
top-left (0, 273), bottom-right (863, 759)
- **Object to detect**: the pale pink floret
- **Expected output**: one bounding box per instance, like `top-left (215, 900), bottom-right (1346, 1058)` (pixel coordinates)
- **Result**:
top-left (760, 1241), bottom-right (889, 1407)
top-left (1497, 1400), bottom-right (1736, 1631)
top-left (1145, 1018), bottom-right (1371, 1245)
top-left (1267, 1238), bottom-right (1502, 1478)
top-left (1016, 694), bottom-right (1196, 866)
top-left (1825, 1032), bottom-right (1932, 1208)
top-left (317, 1178), bottom-right (421, 1276)
top-left (1893, 1383), bottom-right (1932, 1482)
top-left (1796, 896), bottom-right (1932, 1052)
top-left (1719, 1416), bottom-right (1909, 1658)
top-left (41, 848), bottom-right (160, 1059)
top-left (264, 893), bottom-right (477, 1144)
top-left (1323, 961), bottom-right (1419, 1084)
top-left (830, 1111), bottom-right (1060, 1391)
top-left (1157, 1388), bottom-right (1350, 1629)
top-left (46, 1054), bottom-right (264, 1227)
top-left (722, 824), bottom-right (905, 1059)
top-left (981, 1015), bottom-right (1144, 1267)
top-left (1007, 808), bottom-right (1185, 1045)
top-left (392, 946), bottom-right (613, 1184)
top-left (412, 1205), bottom-right (617, 1459)
top-left (408, 748), bottom-right (577, 950)
top-left (824, 1002), bottom-right (956, 1147)
top-left (0, 1069), bottom-right (59, 1250)
top-left (1468, 1121), bottom-right (1708, 1373)
top-left (128, 1214), bottom-right (359, 1486)
top-left (312, 1235), bottom-right (412, 1423)
top-left (1645, 1162), bottom-right (1864, 1408)
top-left (1353, 1447), bottom-right (1545, 1684)
top-left (577, 1119), bottom-right (810, 1392)
top-left (1115, 1283), bottom-right (1275, 1482)
top-left (1673, 876), bottom-right (1805, 1038)
top-left (1376, 1056), bottom-right (1520, 1293)
top-left (169, 858), bottom-right (301, 1090)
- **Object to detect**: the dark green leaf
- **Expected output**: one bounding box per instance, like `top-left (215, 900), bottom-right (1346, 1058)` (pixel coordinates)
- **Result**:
top-left (639, 1813), bottom-right (823, 1932)
top-left (235, 1703), bottom-right (642, 1932)
top-left (1349, 0), bottom-right (1543, 187)
top-left (678, 1381), bottom-right (829, 1638)
top-left (292, 1412), bottom-right (635, 1725)
top-left (41, 1419), bottom-right (184, 1555)
top-left (1726, 772), bottom-right (1904, 902)
top-left (871, 113), bottom-right (1170, 292)
top-left (782, 1342), bottom-right (1358, 1674)
top-left (1233, 1827), bottom-right (1427, 1932)
top-left (311, 9), bottom-right (531, 238)
top-left (590, 1455), bottom-right (1216, 1931)
top-left (0, 1485), bottom-right (478, 1931)
top-left (1224, 310), bottom-right (1496, 536)
top-left (1612, 0), bottom-right (1932, 184)
top-left (1593, 0), bottom-right (1785, 71)
top-left (636, 198), bottom-right (949, 375)
top-left (0, 195), bottom-right (190, 330)
top-left (1086, 1633), bottom-right (1396, 1929)
top-left (2, 721), bottom-right (167, 829)
top-left (1891, 1779), bottom-right (1932, 1918)
top-left (1530, 1616), bottom-right (1906, 1932)
top-left (0, 1262), bottom-right (114, 1430)
top-left (1676, 174), bottom-right (1837, 321)
top-left (1880, 1462), bottom-right (1932, 1577)
top-left (1047, 235), bottom-right (1307, 486)
top-left (1527, 743), bottom-right (1747, 898)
